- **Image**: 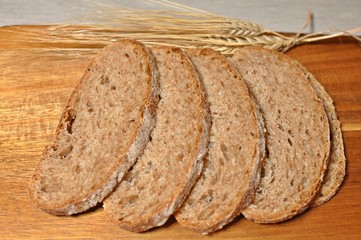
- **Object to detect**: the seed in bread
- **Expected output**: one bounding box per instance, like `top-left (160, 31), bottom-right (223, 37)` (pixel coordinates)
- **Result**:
top-left (28, 39), bottom-right (160, 215)
top-left (175, 48), bottom-right (265, 234)
top-left (103, 46), bottom-right (210, 232)
top-left (229, 46), bottom-right (330, 223)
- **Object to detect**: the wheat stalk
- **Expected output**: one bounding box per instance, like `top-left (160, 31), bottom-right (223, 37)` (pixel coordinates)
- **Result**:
top-left (0, 0), bottom-right (360, 62)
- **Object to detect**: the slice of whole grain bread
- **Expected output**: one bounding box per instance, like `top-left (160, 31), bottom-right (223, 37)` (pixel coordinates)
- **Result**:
top-left (294, 64), bottom-right (346, 207)
top-left (28, 39), bottom-right (160, 215)
top-left (228, 46), bottom-right (330, 223)
top-left (103, 46), bottom-right (210, 232)
top-left (174, 48), bottom-right (265, 234)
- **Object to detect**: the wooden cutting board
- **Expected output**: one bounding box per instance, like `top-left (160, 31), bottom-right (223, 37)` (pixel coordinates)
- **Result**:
top-left (1, 26), bottom-right (361, 239)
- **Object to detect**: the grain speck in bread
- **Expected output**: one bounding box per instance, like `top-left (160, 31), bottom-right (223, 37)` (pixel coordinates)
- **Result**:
top-left (294, 64), bottom-right (346, 206)
top-left (28, 39), bottom-right (159, 215)
top-left (103, 46), bottom-right (210, 232)
top-left (175, 48), bottom-right (265, 234)
top-left (229, 46), bottom-right (330, 223)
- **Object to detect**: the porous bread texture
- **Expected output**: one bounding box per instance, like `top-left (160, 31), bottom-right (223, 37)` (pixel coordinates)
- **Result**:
top-left (28, 39), bottom-right (160, 215)
top-left (103, 46), bottom-right (210, 232)
top-left (228, 46), bottom-right (330, 223)
top-left (294, 64), bottom-right (346, 206)
top-left (175, 48), bottom-right (265, 234)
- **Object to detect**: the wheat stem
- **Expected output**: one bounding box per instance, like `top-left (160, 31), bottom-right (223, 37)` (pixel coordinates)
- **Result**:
top-left (0, 0), bottom-right (360, 62)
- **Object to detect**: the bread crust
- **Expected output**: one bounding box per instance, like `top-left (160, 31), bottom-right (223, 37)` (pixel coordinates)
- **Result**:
top-left (175, 48), bottom-right (265, 234)
top-left (28, 39), bottom-right (160, 215)
top-left (103, 46), bottom-right (210, 232)
top-left (229, 46), bottom-right (330, 223)
top-left (294, 64), bottom-right (346, 207)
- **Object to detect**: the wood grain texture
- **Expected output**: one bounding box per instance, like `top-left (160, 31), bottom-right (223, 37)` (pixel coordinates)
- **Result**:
top-left (0, 26), bottom-right (360, 239)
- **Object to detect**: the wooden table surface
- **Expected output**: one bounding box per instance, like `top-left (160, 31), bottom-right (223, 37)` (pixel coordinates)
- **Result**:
top-left (0, 26), bottom-right (361, 239)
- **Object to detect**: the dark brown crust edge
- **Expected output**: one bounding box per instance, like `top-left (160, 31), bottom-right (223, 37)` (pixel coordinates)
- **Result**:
top-left (103, 46), bottom-right (211, 232)
top-left (230, 46), bottom-right (331, 223)
top-left (175, 48), bottom-right (266, 234)
top-left (28, 39), bottom-right (160, 215)
top-left (294, 63), bottom-right (346, 207)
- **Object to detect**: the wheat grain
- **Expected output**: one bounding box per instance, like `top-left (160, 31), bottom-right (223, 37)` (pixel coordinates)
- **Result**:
top-left (0, 0), bottom-right (360, 64)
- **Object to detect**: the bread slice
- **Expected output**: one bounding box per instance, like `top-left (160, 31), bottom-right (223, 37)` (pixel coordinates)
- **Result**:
top-left (228, 46), bottom-right (330, 223)
top-left (28, 39), bottom-right (160, 215)
top-left (294, 64), bottom-right (346, 207)
top-left (103, 46), bottom-right (210, 232)
top-left (174, 48), bottom-right (265, 234)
